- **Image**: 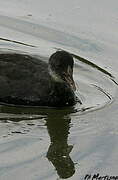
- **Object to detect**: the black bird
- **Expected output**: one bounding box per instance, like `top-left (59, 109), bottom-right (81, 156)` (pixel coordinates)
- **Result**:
top-left (0, 51), bottom-right (76, 107)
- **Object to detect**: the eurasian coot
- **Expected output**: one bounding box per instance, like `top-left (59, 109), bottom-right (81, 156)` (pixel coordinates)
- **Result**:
top-left (0, 51), bottom-right (76, 107)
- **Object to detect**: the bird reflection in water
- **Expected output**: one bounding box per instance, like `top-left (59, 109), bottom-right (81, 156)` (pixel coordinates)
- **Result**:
top-left (0, 106), bottom-right (75, 179)
top-left (46, 109), bottom-right (75, 179)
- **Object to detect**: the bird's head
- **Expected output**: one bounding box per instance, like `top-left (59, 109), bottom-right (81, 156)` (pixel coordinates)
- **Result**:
top-left (49, 51), bottom-right (76, 91)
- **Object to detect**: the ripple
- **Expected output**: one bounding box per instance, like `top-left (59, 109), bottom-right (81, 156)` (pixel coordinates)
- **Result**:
top-left (71, 52), bottom-right (117, 114)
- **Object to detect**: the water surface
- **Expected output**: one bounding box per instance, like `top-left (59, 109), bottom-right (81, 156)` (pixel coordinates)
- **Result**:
top-left (0, 5), bottom-right (118, 180)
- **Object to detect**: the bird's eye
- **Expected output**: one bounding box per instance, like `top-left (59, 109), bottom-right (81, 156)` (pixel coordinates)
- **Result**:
top-left (56, 64), bottom-right (61, 68)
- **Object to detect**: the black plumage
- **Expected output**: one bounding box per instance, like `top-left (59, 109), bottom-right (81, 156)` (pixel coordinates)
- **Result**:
top-left (0, 51), bottom-right (76, 107)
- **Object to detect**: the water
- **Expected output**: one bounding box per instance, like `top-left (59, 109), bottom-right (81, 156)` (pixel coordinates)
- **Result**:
top-left (0, 1), bottom-right (118, 179)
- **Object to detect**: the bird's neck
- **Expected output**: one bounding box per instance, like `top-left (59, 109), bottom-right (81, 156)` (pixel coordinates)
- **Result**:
top-left (48, 67), bottom-right (63, 83)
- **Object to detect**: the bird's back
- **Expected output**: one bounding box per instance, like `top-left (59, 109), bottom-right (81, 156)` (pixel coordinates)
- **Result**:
top-left (0, 53), bottom-right (51, 106)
